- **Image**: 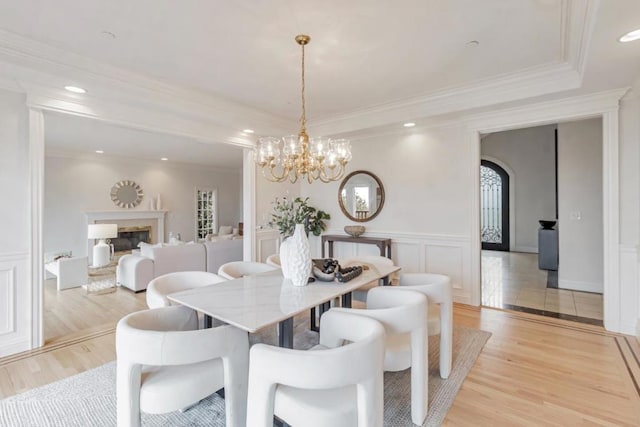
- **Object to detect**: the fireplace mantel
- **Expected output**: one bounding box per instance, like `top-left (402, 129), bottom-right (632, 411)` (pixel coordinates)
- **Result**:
top-left (85, 210), bottom-right (167, 223)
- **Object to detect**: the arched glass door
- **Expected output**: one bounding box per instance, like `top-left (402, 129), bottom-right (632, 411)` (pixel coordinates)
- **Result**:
top-left (481, 160), bottom-right (509, 251)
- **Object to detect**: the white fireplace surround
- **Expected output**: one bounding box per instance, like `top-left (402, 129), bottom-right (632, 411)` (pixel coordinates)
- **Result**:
top-left (85, 210), bottom-right (167, 264)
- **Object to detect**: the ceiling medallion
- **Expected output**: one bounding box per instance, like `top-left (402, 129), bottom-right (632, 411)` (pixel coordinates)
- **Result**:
top-left (254, 34), bottom-right (352, 184)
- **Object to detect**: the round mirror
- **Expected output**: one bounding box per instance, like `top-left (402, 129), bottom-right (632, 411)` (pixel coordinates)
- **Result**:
top-left (110, 180), bottom-right (144, 208)
top-left (338, 170), bottom-right (385, 222)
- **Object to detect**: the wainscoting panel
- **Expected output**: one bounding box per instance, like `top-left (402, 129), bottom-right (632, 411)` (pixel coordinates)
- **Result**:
top-left (425, 245), bottom-right (464, 290)
top-left (256, 229), bottom-right (280, 263)
top-left (392, 241), bottom-right (422, 273)
top-left (0, 252), bottom-right (30, 357)
top-left (0, 266), bottom-right (15, 335)
top-left (320, 230), bottom-right (472, 304)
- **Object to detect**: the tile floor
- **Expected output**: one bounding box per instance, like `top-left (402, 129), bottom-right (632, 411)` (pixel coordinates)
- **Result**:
top-left (481, 250), bottom-right (603, 323)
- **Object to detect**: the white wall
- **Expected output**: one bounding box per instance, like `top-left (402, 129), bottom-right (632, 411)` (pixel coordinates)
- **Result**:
top-left (44, 154), bottom-right (242, 258)
top-left (0, 89), bottom-right (31, 356)
top-left (481, 125), bottom-right (557, 252)
top-left (557, 118), bottom-right (603, 293)
top-left (303, 126), bottom-right (472, 236)
top-left (303, 126), bottom-right (475, 303)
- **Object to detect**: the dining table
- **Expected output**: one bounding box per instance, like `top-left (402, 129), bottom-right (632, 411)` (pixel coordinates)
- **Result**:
top-left (167, 263), bottom-right (401, 348)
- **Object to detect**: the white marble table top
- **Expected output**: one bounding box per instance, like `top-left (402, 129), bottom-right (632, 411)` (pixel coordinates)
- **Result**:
top-left (167, 264), bottom-right (400, 333)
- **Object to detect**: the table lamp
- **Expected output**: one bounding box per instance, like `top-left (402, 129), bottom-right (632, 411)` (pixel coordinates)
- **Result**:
top-left (88, 224), bottom-right (118, 267)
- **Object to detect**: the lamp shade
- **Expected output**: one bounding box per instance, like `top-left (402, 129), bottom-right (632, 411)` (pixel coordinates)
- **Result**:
top-left (88, 224), bottom-right (118, 240)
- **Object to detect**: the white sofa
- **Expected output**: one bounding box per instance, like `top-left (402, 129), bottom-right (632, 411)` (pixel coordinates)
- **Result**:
top-left (116, 239), bottom-right (243, 292)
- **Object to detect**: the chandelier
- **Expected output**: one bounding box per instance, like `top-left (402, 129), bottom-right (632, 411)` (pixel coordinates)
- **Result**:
top-left (254, 35), bottom-right (352, 183)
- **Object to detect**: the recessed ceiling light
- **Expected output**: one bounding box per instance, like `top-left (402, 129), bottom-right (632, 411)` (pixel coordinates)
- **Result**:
top-left (161, 157), bottom-right (168, 161)
top-left (95, 150), bottom-right (104, 154)
top-left (243, 129), bottom-right (255, 134)
top-left (403, 122), bottom-right (416, 128)
top-left (64, 85), bottom-right (87, 94)
top-left (466, 40), bottom-right (480, 47)
top-left (619, 29), bottom-right (640, 43)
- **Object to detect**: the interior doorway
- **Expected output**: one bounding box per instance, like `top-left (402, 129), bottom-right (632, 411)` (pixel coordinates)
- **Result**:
top-left (478, 121), bottom-right (604, 326)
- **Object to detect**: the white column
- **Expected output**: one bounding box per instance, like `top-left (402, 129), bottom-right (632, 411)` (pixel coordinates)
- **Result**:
top-left (29, 108), bottom-right (45, 349)
top-left (243, 148), bottom-right (256, 261)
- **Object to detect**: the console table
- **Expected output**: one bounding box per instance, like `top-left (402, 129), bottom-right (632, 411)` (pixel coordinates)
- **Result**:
top-left (321, 234), bottom-right (392, 259)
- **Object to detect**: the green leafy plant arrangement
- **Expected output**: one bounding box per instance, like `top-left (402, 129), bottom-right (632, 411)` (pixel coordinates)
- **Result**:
top-left (269, 197), bottom-right (330, 238)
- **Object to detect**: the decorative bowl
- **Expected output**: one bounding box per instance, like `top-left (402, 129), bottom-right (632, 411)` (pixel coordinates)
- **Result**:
top-left (539, 220), bottom-right (557, 230)
top-left (312, 259), bottom-right (337, 281)
top-left (344, 225), bottom-right (365, 237)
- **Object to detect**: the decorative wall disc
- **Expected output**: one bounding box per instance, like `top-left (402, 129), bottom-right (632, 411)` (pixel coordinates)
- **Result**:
top-left (110, 180), bottom-right (144, 209)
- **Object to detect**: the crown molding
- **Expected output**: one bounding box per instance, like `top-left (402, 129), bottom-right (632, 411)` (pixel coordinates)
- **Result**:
top-left (561, 0), bottom-right (600, 77)
top-left (464, 87), bottom-right (628, 133)
top-left (309, 63), bottom-right (582, 137)
top-left (45, 148), bottom-right (242, 174)
top-left (23, 81), bottom-right (256, 149)
top-left (332, 87), bottom-right (628, 143)
top-left (0, 29), bottom-right (292, 136)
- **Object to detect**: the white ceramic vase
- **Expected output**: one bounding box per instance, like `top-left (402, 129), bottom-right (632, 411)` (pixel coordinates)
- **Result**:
top-left (279, 224), bottom-right (311, 287)
top-left (156, 193), bottom-right (162, 210)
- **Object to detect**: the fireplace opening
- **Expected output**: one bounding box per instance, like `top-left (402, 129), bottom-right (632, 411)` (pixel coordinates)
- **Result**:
top-left (112, 226), bottom-right (151, 252)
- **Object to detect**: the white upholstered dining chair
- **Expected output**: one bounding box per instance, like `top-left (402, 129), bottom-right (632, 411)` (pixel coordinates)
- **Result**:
top-left (398, 273), bottom-right (453, 379)
top-left (246, 311), bottom-right (386, 427)
top-left (265, 253), bottom-right (281, 267)
top-left (116, 306), bottom-right (249, 427)
top-left (146, 271), bottom-right (227, 309)
top-left (217, 261), bottom-right (278, 279)
top-left (332, 286), bottom-right (429, 425)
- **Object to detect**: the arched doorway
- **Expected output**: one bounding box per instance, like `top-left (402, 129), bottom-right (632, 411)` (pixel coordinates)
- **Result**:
top-left (480, 160), bottom-right (510, 251)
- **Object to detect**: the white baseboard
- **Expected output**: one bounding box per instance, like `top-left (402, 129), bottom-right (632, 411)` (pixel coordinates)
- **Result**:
top-left (0, 338), bottom-right (30, 358)
top-left (512, 246), bottom-right (538, 254)
top-left (558, 279), bottom-right (603, 293)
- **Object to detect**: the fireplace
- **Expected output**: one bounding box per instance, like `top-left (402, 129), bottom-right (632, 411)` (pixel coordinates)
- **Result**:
top-left (112, 226), bottom-right (151, 252)
top-left (85, 210), bottom-right (167, 265)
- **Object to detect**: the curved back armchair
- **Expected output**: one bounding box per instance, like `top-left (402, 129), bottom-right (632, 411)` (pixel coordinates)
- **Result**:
top-left (146, 271), bottom-right (227, 308)
top-left (332, 286), bottom-right (429, 425)
top-left (217, 261), bottom-right (278, 280)
top-left (398, 273), bottom-right (453, 379)
top-left (247, 311), bottom-right (385, 427)
top-left (116, 306), bottom-right (249, 427)
top-left (265, 253), bottom-right (281, 267)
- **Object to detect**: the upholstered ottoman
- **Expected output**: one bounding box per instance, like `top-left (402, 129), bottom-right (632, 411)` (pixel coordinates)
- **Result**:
top-left (116, 254), bottom-right (154, 292)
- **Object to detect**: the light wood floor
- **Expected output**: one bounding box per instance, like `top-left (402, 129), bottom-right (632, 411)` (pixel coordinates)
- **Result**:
top-left (43, 278), bottom-right (147, 344)
top-left (2, 304), bottom-right (639, 425)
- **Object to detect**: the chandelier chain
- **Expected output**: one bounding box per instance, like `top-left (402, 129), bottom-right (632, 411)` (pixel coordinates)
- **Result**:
top-left (300, 41), bottom-right (306, 132)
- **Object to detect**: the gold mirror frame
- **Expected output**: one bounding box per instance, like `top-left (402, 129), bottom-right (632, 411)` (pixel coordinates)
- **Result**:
top-left (110, 180), bottom-right (144, 209)
top-left (338, 170), bottom-right (385, 222)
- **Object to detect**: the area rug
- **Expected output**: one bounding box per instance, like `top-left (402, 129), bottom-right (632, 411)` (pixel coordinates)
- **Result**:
top-left (0, 323), bottom-right (490, 426)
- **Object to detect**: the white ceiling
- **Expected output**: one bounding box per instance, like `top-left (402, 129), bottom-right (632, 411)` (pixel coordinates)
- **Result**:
top-left (1, 1), bottom-right (640, 166)
top-left (0, 0), bottom-right (564, 120)
top-left (44, 112), bottom-right (243, 169)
